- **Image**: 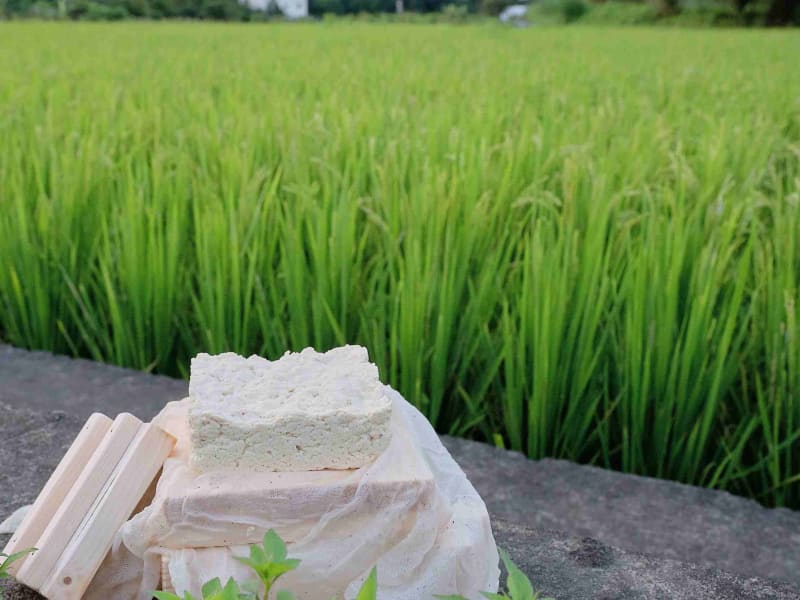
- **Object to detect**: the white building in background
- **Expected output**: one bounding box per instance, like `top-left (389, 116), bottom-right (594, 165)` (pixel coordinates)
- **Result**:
top-left (499, 3), bottom-right (528, 24)
top-left (245, 0), bottom-right (308, 18)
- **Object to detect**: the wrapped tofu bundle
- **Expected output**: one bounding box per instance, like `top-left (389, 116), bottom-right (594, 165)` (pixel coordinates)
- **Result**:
top-left (86, 347), bottom-right (500, 600)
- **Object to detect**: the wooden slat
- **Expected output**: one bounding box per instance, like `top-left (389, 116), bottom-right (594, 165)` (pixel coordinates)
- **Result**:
top-left (2, 413), bottom-right (112, 576)
top-left (15, 413), bottom-right (142, 590)
top-left (41, 423), bottom-right (175, 600)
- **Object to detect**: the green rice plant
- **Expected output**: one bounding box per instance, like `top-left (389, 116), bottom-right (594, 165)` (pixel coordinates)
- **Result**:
top-left (1, 23), bottom-right (799, 507)
top-left (499, 196), bottom-right (614, 459)
top-left (608, 200), bottom-right (754, 483)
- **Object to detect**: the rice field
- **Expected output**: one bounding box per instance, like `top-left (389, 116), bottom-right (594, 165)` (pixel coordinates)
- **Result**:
top-left (1, 22), bottom-right (798, 507)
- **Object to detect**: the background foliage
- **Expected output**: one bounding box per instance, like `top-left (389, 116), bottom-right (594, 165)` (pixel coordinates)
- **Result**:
top-left (0, 24), bottom-right (799, 508)
top-left (1, 0), bottom-right (798, 25)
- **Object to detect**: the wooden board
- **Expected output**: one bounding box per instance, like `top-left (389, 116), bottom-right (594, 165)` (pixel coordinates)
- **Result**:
top-left (15, 413), bottom-right (143, 589)
top-left (5, 413), bottom-right (175, 599)
top-left (42, 422), bottom-right (175, 599)
top-left (2, 413), bottom-right (112, 577)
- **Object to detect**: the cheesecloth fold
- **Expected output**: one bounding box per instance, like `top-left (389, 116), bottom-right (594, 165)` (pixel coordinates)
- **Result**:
top-left (84, 386), bottom-right (500, 600)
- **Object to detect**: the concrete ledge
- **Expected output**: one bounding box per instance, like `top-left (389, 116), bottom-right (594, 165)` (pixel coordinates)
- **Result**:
top-left (0, 344), bottom-right (186, 421)
top-left (2, 344), bottom-right (799, 599)
top-left (443, 435), bottom-right (800, 586)
top-left (3, 521), bottom-right (798, 600)
top-left (493, 519), bottom-right (800, 600)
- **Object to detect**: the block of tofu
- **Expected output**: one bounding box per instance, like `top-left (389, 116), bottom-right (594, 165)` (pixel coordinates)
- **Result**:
top-left (132, 398), bottom-right (441, 551)
top-left (188, 346), bottom-right (393, 472)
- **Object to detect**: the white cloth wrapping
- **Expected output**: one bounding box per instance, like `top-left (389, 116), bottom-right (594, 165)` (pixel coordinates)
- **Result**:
top-left (0, 505), bottom-right (30, 534)
top-left (83, 387), bottom-right (500, 599)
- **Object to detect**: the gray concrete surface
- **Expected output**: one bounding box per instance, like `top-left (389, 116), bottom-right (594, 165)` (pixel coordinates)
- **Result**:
top-left (493, 519), bottom-right (800, 600)
top-left (1, 344), bottom-right (799, 599)
top-left (3, 519), bottom-right (799, 600)
top-left (443, 435), bottom-right (800, 587)
top-left (0, 344), bottom-right (186, 421)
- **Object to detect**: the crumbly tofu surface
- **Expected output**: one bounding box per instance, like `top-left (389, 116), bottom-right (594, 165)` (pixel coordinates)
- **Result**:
top-left (147, 398), bottom-right (439, 550)
top-left (188, 345), bottom-right (392, 472)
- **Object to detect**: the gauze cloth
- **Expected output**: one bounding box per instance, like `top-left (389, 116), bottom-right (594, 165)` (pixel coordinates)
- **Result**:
top-left (83, 387), bottom-right (499, 599)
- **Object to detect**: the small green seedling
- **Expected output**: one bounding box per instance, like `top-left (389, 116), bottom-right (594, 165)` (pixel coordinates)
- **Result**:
top-left (0, 548), bottom-right (36, 600)
top-left (150, 529), bottom-right (535, 600)
top-left (154, 576), bottom-right (255, 600)
top-left (153, 530), bottom-right (303, 600)
top-left (234, 529), bottom-right (301, 598)
top-left (435, 549), bottom-right (553, 600)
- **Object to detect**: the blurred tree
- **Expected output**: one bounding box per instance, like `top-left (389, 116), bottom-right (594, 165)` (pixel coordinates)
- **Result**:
top-left (562, 0), bottom-right (588, 19)
top-left (479, 0), bottom-right (510, 15)
top-left (3, 0), bottom-right (34, 15)
top-left (764, 0), bottom-right (799, 22)
top-left (732, 0), bottom-right (798, 22)
top-left (122, 0), bottom-right (149, 17)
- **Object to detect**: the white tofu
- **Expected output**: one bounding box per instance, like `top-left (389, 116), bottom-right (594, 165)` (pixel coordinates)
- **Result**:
top-left (144, 401), bottom-right (439, 550)
top-left (188, 346), bottom-right (392, 472)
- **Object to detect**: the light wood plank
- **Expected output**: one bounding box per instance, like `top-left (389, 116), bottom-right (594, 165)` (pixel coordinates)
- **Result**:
top-left (15, 413), bottom-right (142, 590)
top-left (2, 413), bottom-right (112, 576)
top-left (41, 423), bottom-right (176, 600)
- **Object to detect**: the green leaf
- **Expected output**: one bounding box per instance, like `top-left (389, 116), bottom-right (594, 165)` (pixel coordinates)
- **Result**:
top-left (480, 593), bottom-right (507, 600)
top-left (434, 595), bottom-right (470, 600)
top-left (276, 590), bottom-right (297, 600)
top-left (500, 549), bottom-right (534, 600)
top-left (153, 577), bottom-right (247, 600)
top-left (492, 433), bottom-right (506, 449)
top-left (265, 559), bottom-right (301, 581)
top-left (202, 578), bottom-right (224, 597)
top-left (234, 530), bottom-right (301, 595)
top-left (262, 529), bottom-right (288, 562)
top-left (249, 544), bottom-right (269, 565)
top-left (0, 548), bottom-right (36, 576)
top-left (234, 557), bottom-right (260, 572)
top-left (153, 593), bottom-right (184, 600)
top-left (355, 567), bottom-right (378, 600)
top-left (154, 592), bottom-right (199, 600)
top-left (240, 579), bottom-right (263, 597)
top-left (221, 577), bottom-right (242, 600)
